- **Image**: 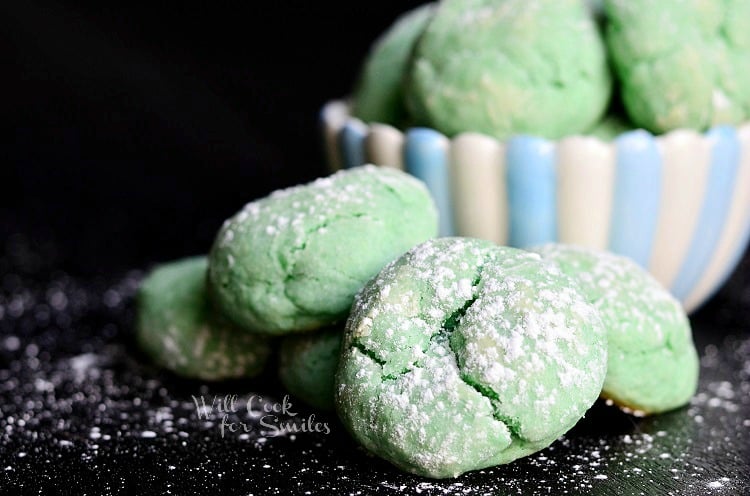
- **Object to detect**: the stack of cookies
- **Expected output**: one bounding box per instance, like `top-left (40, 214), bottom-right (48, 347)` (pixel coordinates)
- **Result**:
top-left (136, 165), bottom-right (699, 479)
top-left (351, 0), bottom-right (750, 141)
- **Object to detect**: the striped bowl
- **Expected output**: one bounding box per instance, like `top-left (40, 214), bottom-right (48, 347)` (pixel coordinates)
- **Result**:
top-left (321, 100), bottom-right (750, 313)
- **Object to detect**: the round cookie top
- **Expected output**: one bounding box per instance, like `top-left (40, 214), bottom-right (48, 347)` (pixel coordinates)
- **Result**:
top-left (136, 256), bottom-right (271, 380)
top-left (352, 3), bottom-right (436, 126)
top-left (404, 0), bottom-right (612, 140)
top-left (207, 165), bottom-right (438, 334)
top-left (336, 238), bottom-right (607, 478)
top-left (532, 244), bottom-right (699, 414)
top-left (279, 327), bottom-right (342, 411)
top-left (605, 0), bottom-right (750, 133)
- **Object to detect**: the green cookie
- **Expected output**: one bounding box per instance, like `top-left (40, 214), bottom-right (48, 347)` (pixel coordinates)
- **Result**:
top-left (352, 3), bottom-right (435, 126)
top-left (207, 165), bottom-right (438, 335)
top-left (136, 257), bottom-right (271, 380)
top-left (405, 0), bottom-right (612, 140)
top-left (336, 238), bottom-right (607, 478)
top-left (532, 244), bottom-right (699, 415)
top-left (605, 0), bottom-right (750, 133)
top-left (278, 327), bottom-right (342, 411)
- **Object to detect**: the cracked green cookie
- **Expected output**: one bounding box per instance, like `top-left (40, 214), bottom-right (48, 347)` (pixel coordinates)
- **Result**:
top-left (404, 0), bottom-right (612, 140)
top-left (136, 256), bottom-right (271, 380)
top-left (352, 3), bottom-right (435, 126)
top-left (532, 244), bottom-right (699, 415)
top-left (279, 327), bottom-right (342, 411)
top-left (605, 0), bottom-right (750, 133)
top-left (207, 165), bottom-right (438, 335)
top-left (335, 238), bottom-right (607, 478)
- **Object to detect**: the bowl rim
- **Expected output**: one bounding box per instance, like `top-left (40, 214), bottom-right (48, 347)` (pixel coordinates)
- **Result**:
top-left (322, 98), bottom-right (750, 147)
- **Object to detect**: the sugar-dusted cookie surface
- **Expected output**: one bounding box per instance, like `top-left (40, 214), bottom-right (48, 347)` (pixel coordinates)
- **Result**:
top-left (336, 238), bottom-right (607, 478)
top-left (279, 327), bottom-right (342, 411)
top-left (605, 0), bottom-right (750, 133)
top-left (405, 0), bottom-right (612, 140)
top-left (532, 244), bottom-right (699, 414)
top-left (208, 166), bottom-right (438, 335)
top-left (352, 3), bottom-right (435, 126)
top-left (136, 256), bottom-right (271, 380)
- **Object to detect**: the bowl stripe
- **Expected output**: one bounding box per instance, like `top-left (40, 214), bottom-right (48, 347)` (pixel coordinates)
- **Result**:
top-left (506, 136), bottom-right (557, 248)
top-left (683, 124), bottom-right (750, 311)
top-left (670, 126), bottom-right (741, 301)
top-left (339, 120), bottom-right (368, 169)
top-left (608, 130), bottom-right (662, 268)
top-left (647, 131), bottom-right (711, 289)
top-left (556, 136), bottom-right (615, 250)
top-left (321, 101), bottom-right (349, 172)
top-left (404, 128), bottom-right (455, 236)
top-left (366, 123), bottom-right (404, 170)
top-left (450, 133), bottom-right (508, 244)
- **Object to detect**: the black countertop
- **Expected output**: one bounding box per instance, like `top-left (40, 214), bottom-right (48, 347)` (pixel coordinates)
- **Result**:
top-left (0, 237), bottom-right (748, 495)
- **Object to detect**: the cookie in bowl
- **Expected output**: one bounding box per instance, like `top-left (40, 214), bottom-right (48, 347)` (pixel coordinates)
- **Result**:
top-left (605, 0), bottom-right (750, 133)
top-left (351, 3), bottom-right (436, 127)
top-left (321, 0), bottom-right (750, 312)
top-left (405, 0), bottom-right (612, 140)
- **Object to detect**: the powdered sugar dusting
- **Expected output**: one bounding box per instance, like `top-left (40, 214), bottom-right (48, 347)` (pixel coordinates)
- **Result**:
top-left (533, 244), bottom-right (697, 413)
top-left (338, 238), bottom-right (608, 477)
top-left (207, 164), bottom-right (437, 332)
top-left (221, 165), bottom-right (432, 255)
top-left (533, 244), bottom-right (689, 353)
top-left (0, 231), bottom-right (748, 493)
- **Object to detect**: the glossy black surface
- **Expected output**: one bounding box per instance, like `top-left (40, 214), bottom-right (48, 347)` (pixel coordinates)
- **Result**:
top-left (0, 238), bottom-right (748, 495)
top-left (1, 1), bottom-right (749, 494)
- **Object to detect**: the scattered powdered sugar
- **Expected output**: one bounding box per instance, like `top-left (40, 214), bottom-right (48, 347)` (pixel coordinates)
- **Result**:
top-left (708, 477), bottom-right (734, 491)
top-left (3, 335), bottom-right (20, 352)
top-left (69, 353), bottom-right (98, 382)
top-left (1, 234), bottom-right (748, 494)
top-left (0, 255), bottom-right (290, 490)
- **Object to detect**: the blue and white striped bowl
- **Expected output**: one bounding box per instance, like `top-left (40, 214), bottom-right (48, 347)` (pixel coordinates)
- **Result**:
top-left (322, 100), bottom-right (750, 313)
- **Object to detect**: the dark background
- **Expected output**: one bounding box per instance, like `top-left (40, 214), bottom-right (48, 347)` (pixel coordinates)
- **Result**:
top-left (0, 0), bottom-right (425, 276)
